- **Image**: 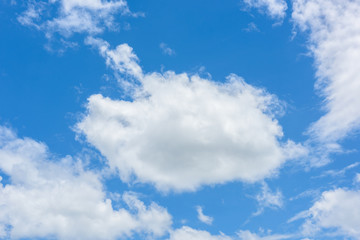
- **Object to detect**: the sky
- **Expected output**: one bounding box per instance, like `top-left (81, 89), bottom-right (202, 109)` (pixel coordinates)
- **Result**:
top-left (0, 0), bottom-right (360, 239)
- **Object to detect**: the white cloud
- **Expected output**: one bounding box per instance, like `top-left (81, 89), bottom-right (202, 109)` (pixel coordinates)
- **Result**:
top-left (77, 39), bottom-right (307, 192)
top-left (18, 0), bottom-right (133, 38)
top-left (168, 227), bottom-right (292, 240)
top-left (355, 173), bottom-right (360, 184)
top-left (253, 182), bottom-right (283, 216)
top-left (319, 162), bottom-right (360, 178)
top-left (243, 0), bottom-right (288, 19)
top-left (294, 188), bottom-right (360, 239)
top-left (169, 226), bottom-right (232, 240)
top-left (85, 36), bottom-right (143, 83)
top-left (160, 42), bottom-right (176, 56)
top-left (0, 126), bottom-right (172, 239)
top-left (289, 189), bottom-right (320, 201)
top-left (196, 206), bottom-right (213, 225)
top-left (237, 230), bottom-right (292, 240)
top-left (243, 22), bottom-right (260, 32)
top-left (292, 0), bottom-right (360, 146)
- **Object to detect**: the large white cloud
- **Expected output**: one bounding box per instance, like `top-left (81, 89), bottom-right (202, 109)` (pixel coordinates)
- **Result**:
top-left (295, 188), bottom-right (360, 239)
top-left (0, 126), bottom-right (172, 239)
top-left (77, 38), bottom-right (306, 192)
top-left (292, 0), bottom-right (360, 145)
top-left (17, 0), bottom-right (133, 38)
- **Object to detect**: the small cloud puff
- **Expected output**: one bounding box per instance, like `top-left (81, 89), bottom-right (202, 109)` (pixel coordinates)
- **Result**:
top-left (243, 0), bottom-right (287, 19)
top-left (160, 42), bottom-right (176, 56)
top-left (196, 206), bottom-right (213, 225)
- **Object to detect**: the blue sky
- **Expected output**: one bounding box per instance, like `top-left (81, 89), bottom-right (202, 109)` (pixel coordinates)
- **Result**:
top-left (0, 0), bottom-right (360, 239)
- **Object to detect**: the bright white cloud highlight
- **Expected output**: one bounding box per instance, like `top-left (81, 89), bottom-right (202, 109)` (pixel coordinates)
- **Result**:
top-left (292, 0), bottom-right (360, 145)
top-left (85, 36), bottom-right (143, 82)
top-left (169, 227), bottom-right (232, 240)
top-left (18, 0), bottom-right (132, 37)
top-left (0, 126), bottom-right (172, 239)
top-left (196, 206), bottom-right (214, 225)
top-left (243, 0), bottom-right (288, 19)
top-left (78, 39), bottom-right (306, 192)
top-left (296, 188), bottom-right (360, 239)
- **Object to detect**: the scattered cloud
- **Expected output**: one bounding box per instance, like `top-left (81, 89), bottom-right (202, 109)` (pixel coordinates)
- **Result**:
top-left (253, 182), bottom-right (283, 216)
top-left (85, 36), bottom-right (143, 86)
top-left (6, 1), bottom-right (360, 239)
top-left (196, 206), bottom-right (214, 225)
top-left (160, 42), bottom-right (176, 56)
top-left (242, 0), bottom-right (288, 19)
top-left (293, 188), bottom-right (360, 239)
top-left (318, 162), bottom-right (360, 178)
top-left (292, 0), bottom-right (360, 148)
top-left (237, 230), bottom-right (292, 240)
top-left (77, 39), bottom-right (306, 192)
top-left (289, 189), bottom-right (320, 201)
top-left (355, 173), bottom-right (360, 184)
top-left (168, 227), bottom-right (293, 240)
top-left (17, 0), bottom-right (135, 38)
top-left (169, 226), bottom-right (232, 240)
top-left (0, 126), bottom-right (172, 239)
top-left (243, 22), bottom-right (260, 32)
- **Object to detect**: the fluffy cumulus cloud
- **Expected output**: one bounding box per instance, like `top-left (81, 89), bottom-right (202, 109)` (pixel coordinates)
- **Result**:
top-left (0, 126), bottom-right (172, 239)
top-left (17, 0), bottom-right (132, 37)
top-left (292, 0), bottom-right (360, 145)
top-left (169, 226), bottom-right (232, 240)
top-left (243, 0), bottom-right (288, 19)
top-left (78, 38), bottom-right (306, 192)
top-left (295, 188), bottom-right (360, 239)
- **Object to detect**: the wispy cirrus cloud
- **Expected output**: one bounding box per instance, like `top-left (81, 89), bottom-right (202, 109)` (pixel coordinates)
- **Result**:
top-left (196, 206), bottom-right (213, 225)
top-left (169, 227), bottom-right (293, 240)
top-left (160, 42), bottom-right (176, 56)
top-left (237, 230), bottom-right (292, 240)
top-left (169, 226), bottom-right (232, 240)
top-left (292, 0), bottom-right (360, 161)
top-left (253, 182), bottom-right (284, 216)
top-left (318, 162), bottom-right (360, 178)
